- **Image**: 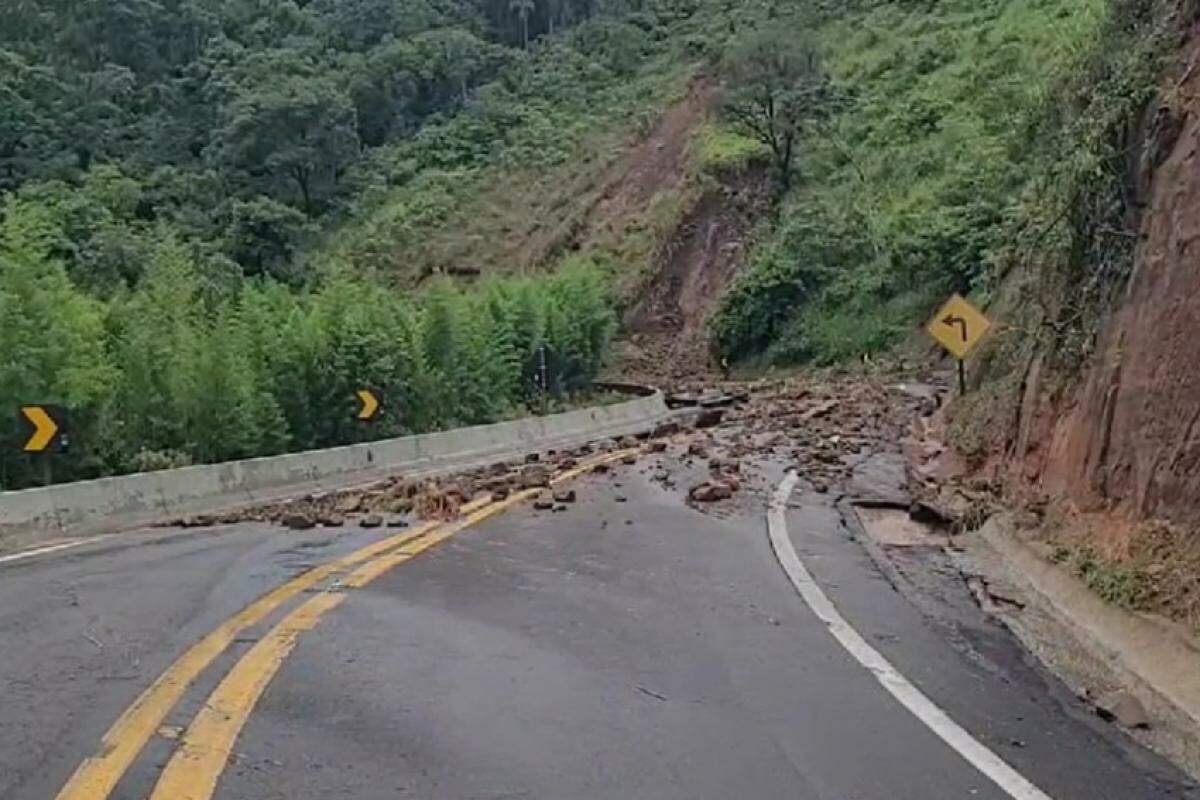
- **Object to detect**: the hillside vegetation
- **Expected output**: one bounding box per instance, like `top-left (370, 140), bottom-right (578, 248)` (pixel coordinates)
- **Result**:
top-left (713, 0), bottom-right (1164, 367)
top-left (0, 0), bottom-right (710, 488)
top-left (1, 0), bottom-right (1176, 489)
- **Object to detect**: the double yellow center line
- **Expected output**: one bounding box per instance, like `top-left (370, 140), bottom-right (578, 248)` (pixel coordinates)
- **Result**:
top-left (56, 451), bottom-right (627, 800)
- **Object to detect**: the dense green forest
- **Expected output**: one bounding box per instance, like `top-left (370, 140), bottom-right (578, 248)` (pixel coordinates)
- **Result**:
top-left (1, 0), bottom-right (687, 488)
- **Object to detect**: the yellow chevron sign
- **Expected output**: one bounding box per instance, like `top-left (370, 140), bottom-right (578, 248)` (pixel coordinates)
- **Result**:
top-left (20, 405), bottom-right (64, 452)
top-left (356, 389), bottom-right (380, 421)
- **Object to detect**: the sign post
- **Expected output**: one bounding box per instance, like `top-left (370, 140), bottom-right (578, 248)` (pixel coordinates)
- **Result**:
top-left (925, 294), bottom-right (992, 395)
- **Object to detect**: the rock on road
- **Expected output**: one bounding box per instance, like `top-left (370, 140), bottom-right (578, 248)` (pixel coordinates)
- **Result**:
top-left (0, 439), bottom-right (1196, 799)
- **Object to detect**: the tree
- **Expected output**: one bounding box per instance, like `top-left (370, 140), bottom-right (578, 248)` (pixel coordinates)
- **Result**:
top-left (215, 70), bottom-right (360, 214)
top-left (722, 29), bottom-right (838, 192)
top-left (0, 50), bottom-right (64, 191)
top-left (511, 0), bottom-right (535, 49)
top-left (0, 200), bottom-right (117, 487)
top-left (224, 196), bottom-right (314, 281)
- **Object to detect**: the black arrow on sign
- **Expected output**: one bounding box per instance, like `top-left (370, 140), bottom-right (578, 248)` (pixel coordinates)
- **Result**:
top-left (942, 314), bottom-right (968, 343)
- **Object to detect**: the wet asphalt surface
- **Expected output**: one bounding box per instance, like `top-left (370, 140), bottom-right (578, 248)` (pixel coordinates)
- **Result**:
top-left (1, 455), bottom-right (1197, 799)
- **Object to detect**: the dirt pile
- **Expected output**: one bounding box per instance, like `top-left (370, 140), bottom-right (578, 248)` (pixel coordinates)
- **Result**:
top-left (618, 166), bottom-right (771, 386)
top-left (162, 446), bottom-right (603, 530)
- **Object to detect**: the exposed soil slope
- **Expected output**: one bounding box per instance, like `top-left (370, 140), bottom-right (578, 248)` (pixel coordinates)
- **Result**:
top-left (617, 168), bottom-right (770, 386)
top-left (1008, 42), bottom-right (1200, 527)
top-left (927, 21), bottom-right (1200, 632)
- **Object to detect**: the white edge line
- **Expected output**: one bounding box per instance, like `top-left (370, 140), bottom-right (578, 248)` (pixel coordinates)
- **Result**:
top-left (768, 471), bottom-right (1054, 800)
top-left (0, 537), bottom-right (110, 566)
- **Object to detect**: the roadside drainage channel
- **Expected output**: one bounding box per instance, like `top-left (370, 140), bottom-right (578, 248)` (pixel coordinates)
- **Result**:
top-left (835, 476), bottom-right (1200, 786)
top-left (965, 516), bottom-right (1200, 782)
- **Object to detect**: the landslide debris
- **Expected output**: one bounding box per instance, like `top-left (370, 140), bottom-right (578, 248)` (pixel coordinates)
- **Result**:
top-left (162, 444), bottom-right (608, 529)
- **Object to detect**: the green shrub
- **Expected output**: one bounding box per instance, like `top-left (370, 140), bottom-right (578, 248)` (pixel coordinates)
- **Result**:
top-left (0, 198), bottom-right (617, 489)
top-left (713, 0), bottom-right (1118, 365)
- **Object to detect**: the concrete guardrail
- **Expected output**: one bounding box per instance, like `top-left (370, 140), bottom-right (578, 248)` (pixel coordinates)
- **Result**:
top-left (0, 391), bottom-right (674, 553)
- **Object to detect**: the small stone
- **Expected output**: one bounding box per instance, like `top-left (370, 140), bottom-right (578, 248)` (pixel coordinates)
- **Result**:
top-left (386, 516), bottom-right (408, 528)
top-left (689, 482), bottom-right (732, 502)
top-left (334, 494), bottom-right (363, 513)
top-left (318, 514), bottom-right (345, 527)
top-left (592, 463), bottom-right (610, 474)
top-left (552, 489), bottom-right (576, 503)
top-left (491, 488), bottom-right (510, 501)
top-left (648, 441), bottom-right (667, 453)
top-left (520, 464), bottom-right (552, 488)
top-left (533, 493), bottom-right (555, 511)
top-left (360, 514), bottom-right (383, 528)
top-left (615, 495), bottom-right (627, 503)
top-left (525, 452), bottom-right (541, 463)
top-left (558, 458), bottom-right (578, 470)
top-left (909, 500), bottom-right (955, 527)
top-left (812, 481), bottom-right (829, 494)
top-left (652, 421), bottom-right (680, 437)
top-left (388, 497), bottom-right (414, 514)
top-left (621, 453), bottom-right (637, 465)
top-left (282, 513), bottom-right (316, 530)
top-left (695, 409), bottom-right (724, 429)
top-left (1095, 691), bottom-right (1150, 729)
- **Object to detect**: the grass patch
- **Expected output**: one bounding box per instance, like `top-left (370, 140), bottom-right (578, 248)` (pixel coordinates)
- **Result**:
top-left (1043, 512), bottom-right (1200, 633)
top-left (1055, 545), bottom-right (1151, 611)
top-left (695, 123), bottom-right (770, 173)
top-left (321, 30), bottom-right (702, 286)
top-left (713, 0), bottom-right (1122, 364)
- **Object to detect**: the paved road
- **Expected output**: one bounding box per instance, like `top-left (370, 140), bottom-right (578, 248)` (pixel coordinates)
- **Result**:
top-left (1, 454), bottom-right (1196, 799)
